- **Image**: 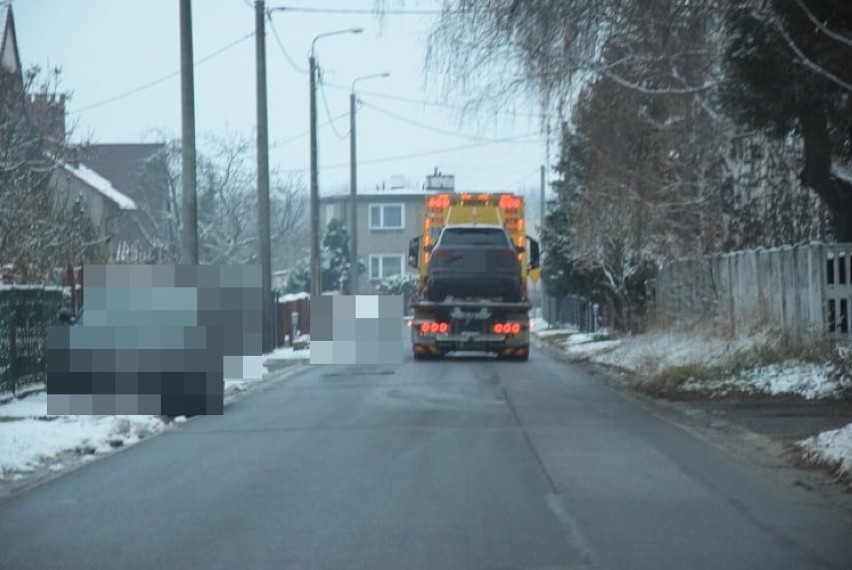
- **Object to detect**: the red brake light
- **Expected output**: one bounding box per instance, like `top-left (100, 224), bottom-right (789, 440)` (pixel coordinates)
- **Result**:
top-left (439, 322), bottom-right (448, 333)
top-left (510, 323), bottom-right (521, 334)
top-left (429, 322), bottom-right (439, 333)
top-left (494, 323), bottom-right (504, 334)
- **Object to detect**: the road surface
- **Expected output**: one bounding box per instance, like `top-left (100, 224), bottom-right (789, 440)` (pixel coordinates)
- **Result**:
top-left (1, 346), bottom-right (851, 569)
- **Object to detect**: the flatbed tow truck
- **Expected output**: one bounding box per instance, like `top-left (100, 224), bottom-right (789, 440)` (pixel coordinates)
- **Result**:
top-left (407, 192), bottom-right (540, 361)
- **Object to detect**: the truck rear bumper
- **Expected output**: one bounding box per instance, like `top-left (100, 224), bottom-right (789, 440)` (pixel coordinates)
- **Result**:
top-left (413, 332), bottom-right (529, 352)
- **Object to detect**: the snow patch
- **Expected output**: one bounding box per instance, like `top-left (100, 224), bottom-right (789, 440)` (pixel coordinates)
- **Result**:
top-left (278, 291), bottom-right (310, 303)
top-left (0, 393), bottom-right (170, 479)
top-left (0, 345), bottom-right (313, 481)
top-left (681, 361), bottom-right (838, 400)
top-left (799, 422), bottom-right (852, 478)
top-left (832, 163), bottom-right (852, 185)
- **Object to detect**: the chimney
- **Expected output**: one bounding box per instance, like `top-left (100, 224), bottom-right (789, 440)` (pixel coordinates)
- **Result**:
top-left (26, 91), bottom-right (66, 146)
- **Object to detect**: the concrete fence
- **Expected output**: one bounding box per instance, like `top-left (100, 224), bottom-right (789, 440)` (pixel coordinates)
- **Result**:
top-left (655, 243), bottom-right (852, 344)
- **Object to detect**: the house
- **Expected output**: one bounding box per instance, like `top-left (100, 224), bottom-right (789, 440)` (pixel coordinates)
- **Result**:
top-left (35, 96), bottom-right (170, 262)
top-left (3, 1), bottom-right (172, 264)
top-left (80, 143), bottom-right (173, 260)
top-left (319, 172), bottom-right (455, 293)
top-left (1, 1), bottom-right (20, 83)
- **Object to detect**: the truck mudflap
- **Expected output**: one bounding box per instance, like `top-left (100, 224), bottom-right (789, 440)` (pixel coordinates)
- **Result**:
top-left (497, 345), bottom-right (529, 361)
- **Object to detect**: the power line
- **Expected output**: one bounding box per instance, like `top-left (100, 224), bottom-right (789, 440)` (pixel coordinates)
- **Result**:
top-left (269, 6), bottom-right (445, 15)
top-left (266, 12), bottom-right (309, 74)
top-left (318, 72), bottom-right (349, 139)
top-left (507, 167), bottom-right (542, 189)
top-left (278, 133), bottom-right (541, 174)
top-left (324, 79), bottom-right (542, 120)
top-left (359, 98), bottom-right (526, 142)
top-left (69, 31), bottom-right (255, 114)
top-left (269, 111), bottom-right (349, 148)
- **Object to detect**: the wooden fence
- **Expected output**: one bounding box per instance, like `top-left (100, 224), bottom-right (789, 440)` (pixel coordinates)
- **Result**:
top-left (277, 294), bottom-right (310, 347)
top-left (655, 243), bottom-right (852, 344)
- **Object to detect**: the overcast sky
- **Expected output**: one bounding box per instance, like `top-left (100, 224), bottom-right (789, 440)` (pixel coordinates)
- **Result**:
top-left (15, 0), bottom-right (552, 200)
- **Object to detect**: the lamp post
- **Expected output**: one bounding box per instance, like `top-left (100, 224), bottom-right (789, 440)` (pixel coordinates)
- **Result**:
top-left (309, 27), bottom-right (363, 296)
top-left (349, 72), bottom-right (390, 295)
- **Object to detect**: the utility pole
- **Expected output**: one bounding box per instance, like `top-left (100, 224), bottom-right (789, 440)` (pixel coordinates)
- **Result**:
top-left (540, 164), bottom-right (545, 229)
top-left (309, 54), bottom-right (320, 296)
top-left (179, 0), bottom-right (198, 264)
top-left (255, 0), bottom-right (273, 352)
top-left (349, 90), bottom-right (358, 295)
top-left (349, 72), bottom-right (389, 296)
top-left (309, 28), bottom-right (362, 297)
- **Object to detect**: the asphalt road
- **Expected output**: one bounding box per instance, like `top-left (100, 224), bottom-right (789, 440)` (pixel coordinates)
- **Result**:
top-left (2, 346), bottom-right (852, 569)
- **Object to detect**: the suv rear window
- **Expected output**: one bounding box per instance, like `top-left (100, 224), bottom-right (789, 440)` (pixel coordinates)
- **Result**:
top-left (438, 228), bottom-right (512, 247)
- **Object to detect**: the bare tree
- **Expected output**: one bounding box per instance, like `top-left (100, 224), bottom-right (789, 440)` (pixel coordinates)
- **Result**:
top-left (0, 66), bottom-right (107, 283)
top-left (160, 133), bottom-right (309, 269)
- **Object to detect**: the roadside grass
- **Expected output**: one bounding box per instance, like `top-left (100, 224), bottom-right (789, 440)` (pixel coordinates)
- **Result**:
top-left (640, 334), bottom-right (834, 396)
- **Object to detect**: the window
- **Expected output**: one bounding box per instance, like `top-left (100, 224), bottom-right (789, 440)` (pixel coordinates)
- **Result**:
top-left (369, 203), bottom-right (404, 230)
top-left (438, 227), bottom-right (512, 247)
top-left (325, 204), bottom-right (335, 223)
top-left (369, 254), bottom-right (404, 280)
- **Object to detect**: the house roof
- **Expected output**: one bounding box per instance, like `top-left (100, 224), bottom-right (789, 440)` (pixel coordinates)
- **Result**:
top-left (63, 162), bottom-right (138, 211)
top-left (1, 2), bottom-right (21, 75)
top-left (321, 187), bottom-right (436, 202)
top-left (82, 143), bottom-right (166, 201)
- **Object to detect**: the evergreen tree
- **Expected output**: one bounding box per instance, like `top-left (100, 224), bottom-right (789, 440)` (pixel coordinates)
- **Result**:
top-left (721, 0), bottom-right (852, 241)
top-left (542, 129), bottom-right (605, 303)
top-left (321, 218), bottom-right (351, 292)
top-left (282, 257), bottom-right (310, 294)
top-left (283, 219), bottom-right (359, 294)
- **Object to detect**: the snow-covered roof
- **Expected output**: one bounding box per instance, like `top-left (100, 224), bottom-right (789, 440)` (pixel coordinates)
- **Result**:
top-left (63, 162), bottom-right (138, 211)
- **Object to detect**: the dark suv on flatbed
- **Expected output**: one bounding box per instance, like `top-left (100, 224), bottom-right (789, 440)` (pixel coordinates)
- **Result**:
top-left (425, 224), bottom-right (522, 302)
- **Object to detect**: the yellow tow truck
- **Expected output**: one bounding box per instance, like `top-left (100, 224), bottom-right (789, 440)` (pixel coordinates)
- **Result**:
top-left (407, 192), bottom-right (540, 361)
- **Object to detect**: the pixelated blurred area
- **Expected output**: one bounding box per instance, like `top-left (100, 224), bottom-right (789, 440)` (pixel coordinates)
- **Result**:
top-left (310, 295), bottom-right (404, 365)
top-left (46, 265), bottom-right (262, 416)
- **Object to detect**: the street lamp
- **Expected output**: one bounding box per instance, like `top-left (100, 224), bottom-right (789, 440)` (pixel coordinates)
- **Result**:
top-left (309, 27), bottom-right (363, 297)
top-left (349, 72), bottom-right (390, 295)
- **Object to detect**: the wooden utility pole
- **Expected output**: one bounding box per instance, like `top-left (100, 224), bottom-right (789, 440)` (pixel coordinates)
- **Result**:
top-left (255, 0), bottom-right (273, 352)
top-left (179, 0), bottom-right (198, 264)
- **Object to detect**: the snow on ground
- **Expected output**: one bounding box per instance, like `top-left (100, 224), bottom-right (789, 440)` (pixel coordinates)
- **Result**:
top-left (680, 361), bottom-right (838, 400)
top-left (533, 320), bottom-right (852, 480)
top-left (0, 348), bottom-right (311, 481)
top-left (0, 392), bottom-right (169, 479)
top-left (799, 423), bottom-right (852, 480)
top-left (536, 325), bottom-right (843, 398)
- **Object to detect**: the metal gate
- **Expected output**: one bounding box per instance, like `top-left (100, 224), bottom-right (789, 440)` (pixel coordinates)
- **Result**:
top-left (542, 293), bottom-right (599, 333)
